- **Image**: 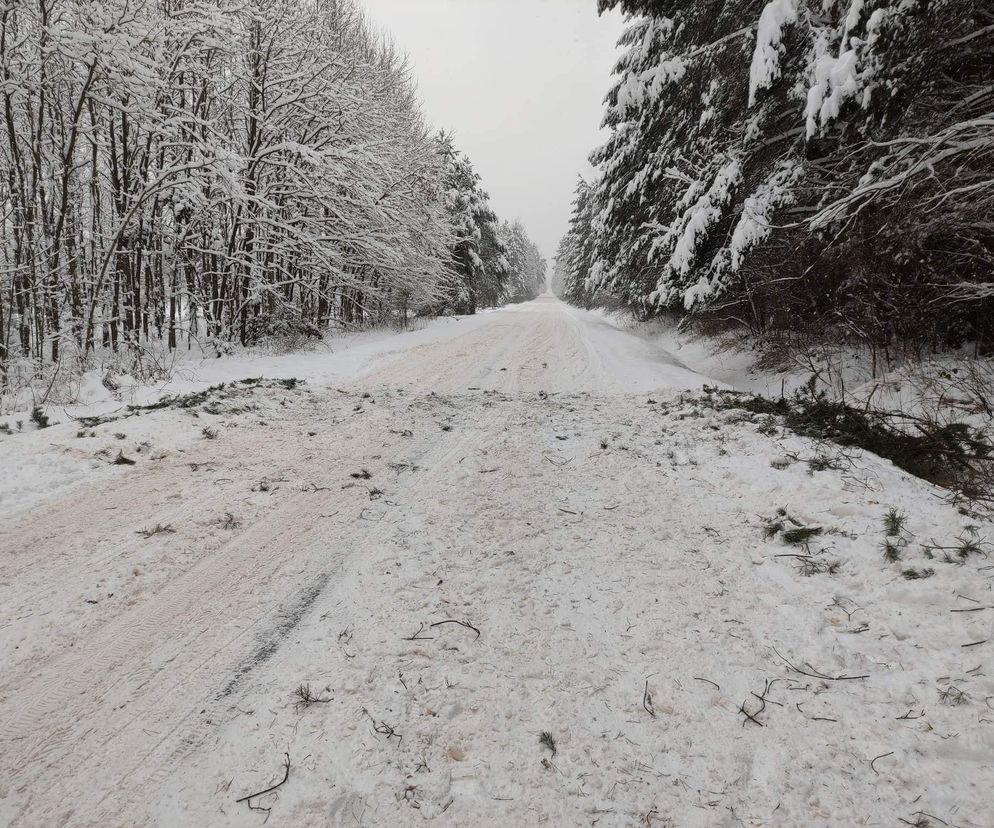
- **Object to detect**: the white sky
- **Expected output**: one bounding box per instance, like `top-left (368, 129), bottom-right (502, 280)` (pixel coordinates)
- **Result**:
top-left (358, 0), bottom-right (625, 263)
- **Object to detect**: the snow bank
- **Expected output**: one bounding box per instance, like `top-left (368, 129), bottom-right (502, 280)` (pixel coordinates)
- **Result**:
top-left (0, 313), bottom-right (493, 517)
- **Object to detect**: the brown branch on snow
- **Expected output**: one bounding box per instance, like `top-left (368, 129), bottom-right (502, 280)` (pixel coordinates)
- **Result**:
top-left (293, 683), bottom-right (332, 710)
top-left (738, 698), bottom-right (765, 727)
top-left (404, 620), bottom-right (481, 641)
top-left (363, 708), bottom-right (403, 745)
top-left (796, 702), bottom-right (837, 723)
top-left (431, 620), bottom-right (481, 640)
top-left (336, 627), bottom-right (356, 659)
top-left (302, 482), bottom-right (333, 492)
top-left (403, 622), bottom-right (434, 640)
top-left (753, 679), bottom-right (783, 707)
top-left (643, 680), bottom-right (656, 718)
top-left (899, 812), bottom-right (952, 828)
top-left (739, 679), bottom-right (778, 727)
top-left (235, 752), bottom-right (291, 806)
top-left (870, 751), bottom-right (894, 776)
top-left (773, 646), bottom-right (869, 681)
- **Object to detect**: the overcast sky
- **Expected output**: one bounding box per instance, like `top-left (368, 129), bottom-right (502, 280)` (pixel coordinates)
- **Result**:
top-left (359, 0), bottom-right (625, 264)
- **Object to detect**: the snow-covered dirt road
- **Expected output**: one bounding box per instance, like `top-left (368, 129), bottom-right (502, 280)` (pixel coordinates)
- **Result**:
top-left (1, 297), bottom-right (992, 827)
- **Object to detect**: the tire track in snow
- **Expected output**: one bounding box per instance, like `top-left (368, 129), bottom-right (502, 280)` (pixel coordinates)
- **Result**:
top-left (0, 393), bottom-right (418, 825)
top-left (0, 298), bottom-right (730, 826)
top-left (0, 382), bottom-right (516, 826)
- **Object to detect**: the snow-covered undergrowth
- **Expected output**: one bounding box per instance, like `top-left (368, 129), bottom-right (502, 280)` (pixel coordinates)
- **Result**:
top-left (601, 308), bottom-right (994, 428)
top-left (577, 309), bottom-right (994, 511)
top-left (0, 315), bottom-right (445, 416)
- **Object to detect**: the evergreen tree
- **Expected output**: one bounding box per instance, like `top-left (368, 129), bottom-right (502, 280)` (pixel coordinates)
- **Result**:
top-left (438, 134), bottom-right (515, 314)
top-left (502, 221), bottom-right (547, 303)
top-left (570, 0), bottom-right (994, 356)
top-left (553, 179), bottom-right (596, 308)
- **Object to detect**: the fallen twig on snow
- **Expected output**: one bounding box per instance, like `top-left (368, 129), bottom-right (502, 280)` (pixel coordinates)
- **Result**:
top-left (739, 679), bottom-right (779, 727)
top-left (773, 646), bottom-right (869, 681)
top-left (293, 683), bottom-right (332, 710)
top-left (431, 619), bottom-right (481, 640)
top-left (899, 812), bottom-right (951, 827)
top-left (363, 708), bottom-right (402, 745)
top-left (235, 752), bottom-right (291, 810)
top-left (302, 482), bottom-right (332, 492)
top-left (136, 523), bottom-right (175, 538)
top-left (642, 680), bottom-right (655, 717)
top-left (796, 702), bottom-right (837, 722)
top-left (403, 622), bottom-right (434, 640)
top-left (870, 751), bottom-right (894, 776)
top-left (738, 698), bottom-right (765, 727)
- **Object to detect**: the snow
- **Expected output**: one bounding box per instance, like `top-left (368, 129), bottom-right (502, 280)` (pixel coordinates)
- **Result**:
top-left (586, 310), bottom-right (808, 398)
top-left (610, 17), bottom-right (685, 120)
top-left (728, 159), bottom-right (803, 270)
top-left (2, 297), bottom-right (992, 827)
top-left (555, 304), bottom-right (721, 392)
top-left (806, 32), bottom-right (861, 138)
top-left (2, 447), bottom-right (113, 519)
top-left (615, 56), bottom-right (687, 115)
top-left (748, 0), bottom-right (799, 106)
top-left (661, 159), bottom-right (742, 307)
top-left (841, 0), bottom-right (866, 44)
top-left (0, 314), bottom-right (495, 517)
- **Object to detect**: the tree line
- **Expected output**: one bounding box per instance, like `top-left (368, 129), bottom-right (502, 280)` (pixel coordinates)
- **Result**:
top-left (0, 0), bottom-right (545, 383)
top-left (555, 0), bottom-right (993, 362)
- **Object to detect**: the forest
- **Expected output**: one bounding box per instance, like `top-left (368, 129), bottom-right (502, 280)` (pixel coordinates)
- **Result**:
top-left (0, 0), bottom-right (546, 385)
top-left (555, 0), bottom-right (993, 364)
top-left (4, 4), bottom-right (994, 825)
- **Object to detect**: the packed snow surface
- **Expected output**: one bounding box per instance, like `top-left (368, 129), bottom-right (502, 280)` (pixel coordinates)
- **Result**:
top-left (1, 297), bottom-right (991, 827)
